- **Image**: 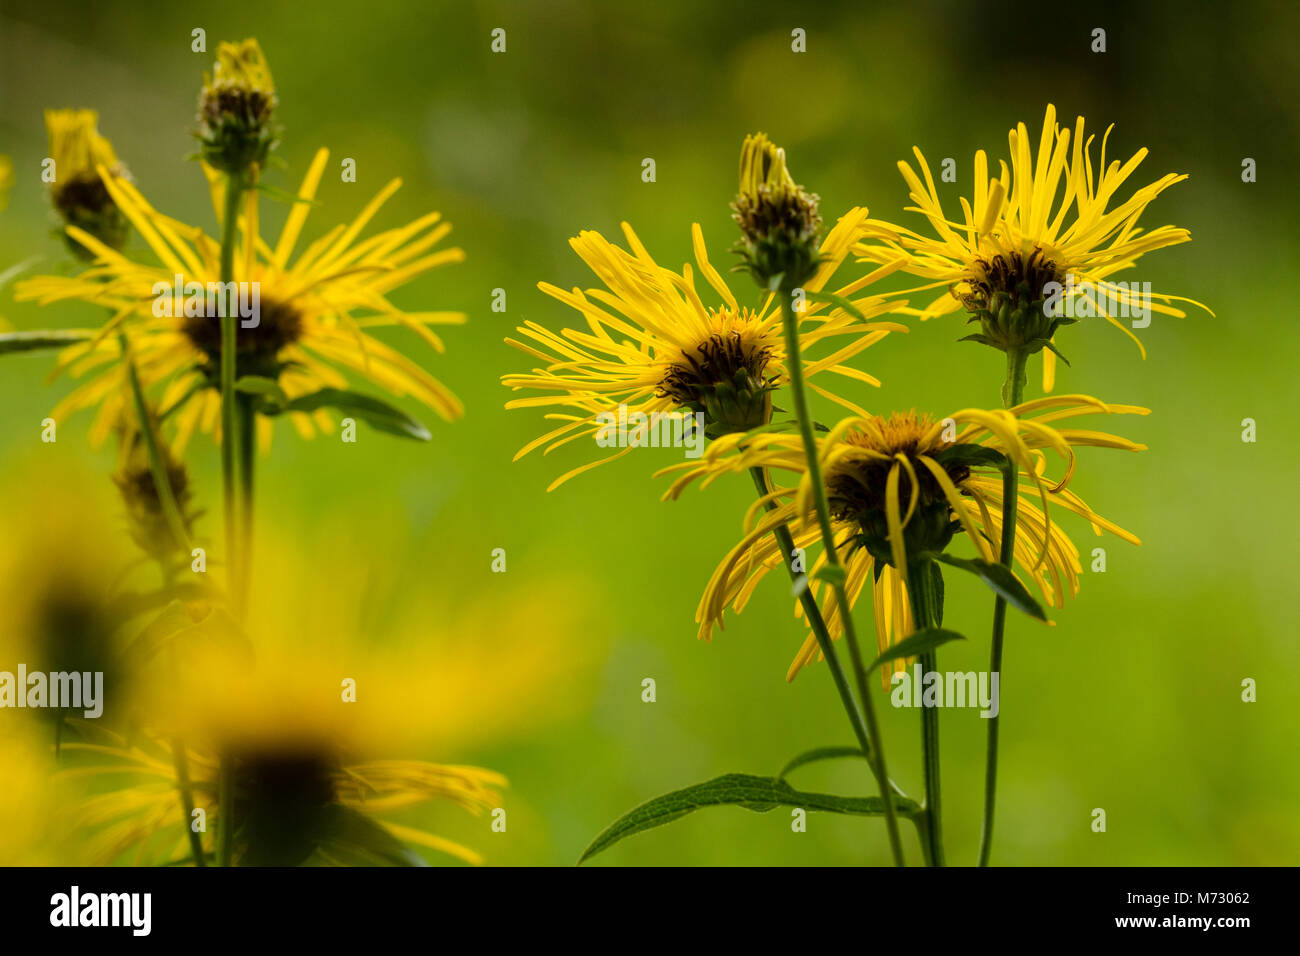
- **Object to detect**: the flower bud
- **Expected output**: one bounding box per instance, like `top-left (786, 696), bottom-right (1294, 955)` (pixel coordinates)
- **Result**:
top-left (197, 38), bottom-right (278, 176)
top-left (44, 110), bottom-right (129, 257)
top-left (731, 133), bottom-right (822, 291)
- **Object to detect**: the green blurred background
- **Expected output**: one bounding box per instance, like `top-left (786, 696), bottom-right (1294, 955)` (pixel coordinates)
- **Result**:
top-left (1, 0), bottom-right (1296, 865)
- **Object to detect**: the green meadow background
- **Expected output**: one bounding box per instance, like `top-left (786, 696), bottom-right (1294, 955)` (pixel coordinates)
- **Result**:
top-left (1, 0), bottom-right (1296, 865)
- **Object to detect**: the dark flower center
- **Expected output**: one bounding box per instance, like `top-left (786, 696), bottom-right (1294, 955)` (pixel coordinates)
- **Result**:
top-left (657, 329), bottom-right (775, 408)
top-left (181, 297), bottom-right (303, 380)
top-left (958, 247), bottom-right (1062, 313)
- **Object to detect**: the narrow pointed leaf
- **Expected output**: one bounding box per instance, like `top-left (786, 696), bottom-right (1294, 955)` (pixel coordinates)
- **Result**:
top-left (579, 773), bottom-right (921, 863)
top-left (0, 329), bottom-right (95, 354)
top-left (281, 387), bottom-right (432, 441)
top-left (869, 627), bottom-right (966, 671)
top-left (930, 553), bottom-right (1047, 620)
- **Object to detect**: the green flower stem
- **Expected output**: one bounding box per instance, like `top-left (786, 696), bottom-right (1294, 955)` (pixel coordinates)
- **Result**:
top-left (119, 333), bottom-right (189, 556)
top-left (218, 174), bottom-right (244, 614)
top-left (1001, 344), bottom-right (1029, 409)
top-left (216, 174), bottom-right (245, 868)
top-left (776, 289), bottom-right (906, 868)
top-left (978, 345), bottom-right (1027, 867)
top-left (170, 738), bottom-right (206, 867)
top-left (121, 332), bottom-right (208, 866)
top-left (235, 393), bottom-right (256, 614)
top-left (217, 752), bottom-right (234, 867)
top-left (906, 556), bottom-right (945, 866)
top-left (749, 467), bottom-right (913, 812)
top-left (749, 467), bottom-right (872, 750)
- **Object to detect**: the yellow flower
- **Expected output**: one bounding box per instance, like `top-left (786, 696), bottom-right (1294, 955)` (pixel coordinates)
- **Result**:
top-left (0, 154), bottom-right (13, 212)
top-left (658, 394), bottom-right (1147, 682)
top-left (503, 217), bottom-right (908, 490)
top-left (61, 724), bottom-right (504, 866)
top-left (44, 109), bottom-right (128, 254)
top-left (0, 728), bottom-right (87, 865)
top-left (856, 104), bottom-right (1210, 390)
top-left (198, 38), bottom-right (277, 174)
top-left (16, 148), bottom-right (465, 451)
top-left (51, 518), bottom-right (601, 866)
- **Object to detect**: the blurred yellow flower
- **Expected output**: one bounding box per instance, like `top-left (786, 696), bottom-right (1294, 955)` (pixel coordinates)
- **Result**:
top-left (0, 154), bottom-right (13, 211)
top-left (43, 109), bottom-right (129, 253)
top-left (16, 149), bottom-right (466, 450)
top-left (63, 519), bottom-right (603, 866)
top-left (0, 727), bottom-right (85, 865)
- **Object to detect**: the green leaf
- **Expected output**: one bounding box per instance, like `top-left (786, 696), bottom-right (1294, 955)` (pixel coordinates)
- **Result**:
top-left (930, 553), bottom-right (1047, 621)
top-left (812, 564), bottom-right (847, 588)
top-left (0, 329), bottom-right (95, 354)
top-left (578, 773), bottom-right (921, 864)
top-left (310, 806), bottom-right (428, 867)
top-left (869, 627), bottom-right (966, 671)
top-left (777, 746), bottom-right (866, 782)
top-left (234, 375), bottom-right (289, 409)
top-left (280, 387), bottom-right (432, 441)
top-left (931, 443), bottom-right (1007, 471)
top-left (931, 562), bottom-right (945, 626)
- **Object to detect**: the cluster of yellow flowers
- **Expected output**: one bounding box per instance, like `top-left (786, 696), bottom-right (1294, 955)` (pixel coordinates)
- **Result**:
top-left (505, 109), bottom-right (1206, 866)
top-left (0, 39), bottom-right (589, 868)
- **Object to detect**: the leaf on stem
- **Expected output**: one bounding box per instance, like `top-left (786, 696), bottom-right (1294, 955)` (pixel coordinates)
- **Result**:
top-left (578, 772), bottom-right (921, 864)
top-left (929, 553), bottom-right (1047, 621)
top-left (868, 627), bottom-right (966, 671)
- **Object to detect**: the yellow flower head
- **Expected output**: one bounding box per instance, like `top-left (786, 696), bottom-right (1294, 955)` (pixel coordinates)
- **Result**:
top-left (503, 215), bottom-right (908, 490)
top-left (857, 104), bottom-right (1210, 390)
top-left (65, 528), bottom-right (600, 866)
top-left (199, 38), bottom-right (277, 174)
top-left (658, 394), bottom-right (1147, 683)
top-left (732, 133), bottom-right (824, 289)
top-left (44, 109), bottom-right (128, 254)
top-left (16, 148), bottom-right (465, 451)
top-left (0, 154), bottom-right (13, 212)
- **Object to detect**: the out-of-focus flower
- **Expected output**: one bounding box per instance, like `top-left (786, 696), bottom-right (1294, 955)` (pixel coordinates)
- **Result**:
top-left (16, 150), bottom-right (465, 450)
top-left (44, 109), bottom-right (129, 255)
top-left (197, 38), bottom-right (277, 175)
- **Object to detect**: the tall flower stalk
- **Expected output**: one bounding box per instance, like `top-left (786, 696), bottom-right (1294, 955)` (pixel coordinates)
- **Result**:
top-left (855, 106), bottom-right (1205, 865)
top-left (196, 38), bottom-right (278, 865)
top-left (733, 134), bottom-right (907, 866)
